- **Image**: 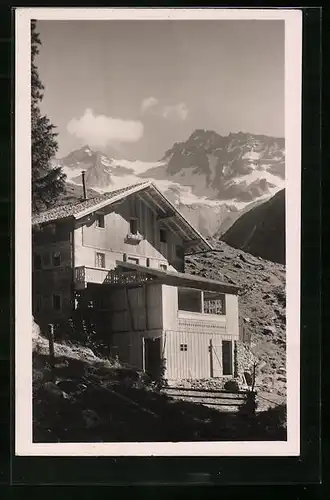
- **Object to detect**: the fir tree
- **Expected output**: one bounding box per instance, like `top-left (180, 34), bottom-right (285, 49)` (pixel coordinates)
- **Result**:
top-left (31, 20), bottom-right (66, 213)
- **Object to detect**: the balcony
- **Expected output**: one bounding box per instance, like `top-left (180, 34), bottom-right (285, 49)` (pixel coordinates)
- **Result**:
top-left (75, 266), bottom-right (112, 288)
top-left (74, 265), bottom-right (154, 289)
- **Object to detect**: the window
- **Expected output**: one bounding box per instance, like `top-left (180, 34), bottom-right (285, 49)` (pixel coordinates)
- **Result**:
top-left (52, 294), bottom-right (61, 311)
top-left (203, 292), bottom-right (226, 315)
top-left (160, 228), bottom-right (167, 243)
top-left (222, 341), bottom-right (233, 375)
top-left (128, 257), bottom-right (139, 265)
top-left (176, 245), bottom-right (184, 259)
top-left (146, 258), bottom-right (150, 267)
top-left (180, 344), bottom-right (188, 352)
top-left (160, 263), bottom-right (167, 271)
top-left (52, 251), bottom-right (61, 267)
top-left (95, 252), bottom-right (106, 268)
top-left (95, 214), bottom-right (105, 228)
top-left (34, 253), bottom-right (42, 270)
top-left (178, 287), bottom-right (202, 313)
top-left (129, 218), bottom-right (138, 235)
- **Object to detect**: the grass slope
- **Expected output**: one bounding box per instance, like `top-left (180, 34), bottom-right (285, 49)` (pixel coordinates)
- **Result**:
top-left (33, 329), bottom-right (286, 443)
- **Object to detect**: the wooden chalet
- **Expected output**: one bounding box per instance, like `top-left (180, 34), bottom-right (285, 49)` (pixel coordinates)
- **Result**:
top-left (32, 180), bottom-right (240, 381)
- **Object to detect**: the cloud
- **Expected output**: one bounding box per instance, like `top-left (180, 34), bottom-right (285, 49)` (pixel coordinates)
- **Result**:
top-left (141, 97), bottom-right (189, 121)
top-left (67, 108), bottom-right (144, 149)
top-left (141, 97), bottom-right (159, 114)
top-left (162, 102), bottom-right (189, 121)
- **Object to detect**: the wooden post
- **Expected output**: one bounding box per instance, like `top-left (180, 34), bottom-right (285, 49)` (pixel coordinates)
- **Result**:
top-left (144, 284), bottom-right (149, 331)
top-left (209, 338), bottom-right (214, 378)
top-left (142, 337), bottom-right (146, 372)
top-left (48, 323), bottom-right (55, 381)
top-left (251, 361), bottom-right (257, 392)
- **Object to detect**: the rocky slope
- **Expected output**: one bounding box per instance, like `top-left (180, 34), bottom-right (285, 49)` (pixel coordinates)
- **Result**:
top-left (185, 239), bottom-right (286, 400)
top-left (221, 189), bottom-right (285, 264)
top-left (141, 129), bottom-right (285, 205)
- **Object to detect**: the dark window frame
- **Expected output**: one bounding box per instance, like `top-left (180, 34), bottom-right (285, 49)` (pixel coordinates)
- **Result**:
top-left (95, 252), bottom-right (106, 269)
top-left (129, 218), bottom-right (138, 235)
top-left (160, 228), bottom-right (167, 243)
top-left (52, 251), bottom-right (61, 267)
top-left (222, 340), bottom-right (233, 375)
top-left (95, 214), bottom-right (105, 228)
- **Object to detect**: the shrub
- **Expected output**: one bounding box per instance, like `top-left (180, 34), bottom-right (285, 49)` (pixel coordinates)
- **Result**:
top-left (224, 379), bottom-right (240, 393)
top-left (237, 391), bottom-right (257, 419)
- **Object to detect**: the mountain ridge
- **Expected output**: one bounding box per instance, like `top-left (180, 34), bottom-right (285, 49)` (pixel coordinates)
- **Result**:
top-left (220, 189), bottom-right (285, 264)
top-left (51, 129), bottom-right (285, 239)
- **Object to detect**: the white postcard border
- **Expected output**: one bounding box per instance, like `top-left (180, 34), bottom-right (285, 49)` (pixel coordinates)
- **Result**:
top-left (15, 7), bottom-right (302, 457)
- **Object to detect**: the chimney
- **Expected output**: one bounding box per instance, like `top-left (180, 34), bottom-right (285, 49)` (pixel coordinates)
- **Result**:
top-left (81, 170), bottom-right (88, 200)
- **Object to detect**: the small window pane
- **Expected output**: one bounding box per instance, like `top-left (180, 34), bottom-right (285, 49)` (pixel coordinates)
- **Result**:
top-left (130, 219), bottom-right (138, 234)
top-left (178, 288), bottom-right (202, 313)
top-left (160, 229), bottom-right (167, 243)
top-left (52, 252), bottom-right (61, 267)
top-left (96, 252), bottom-right (106, 268)
top-left (180, 343), bottom-right (188, 352)
top-left (95, 214), bottom-right (105, 228)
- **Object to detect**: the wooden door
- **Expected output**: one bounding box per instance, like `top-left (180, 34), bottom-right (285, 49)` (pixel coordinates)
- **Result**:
top-left (209, 339), bottom-right (223, 377)
top-left (144, 337), bottom-right (161, 381)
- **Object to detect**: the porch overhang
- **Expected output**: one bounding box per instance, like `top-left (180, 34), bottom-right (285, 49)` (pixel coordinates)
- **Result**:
top-left (115, 260), bottom-right (239, 295)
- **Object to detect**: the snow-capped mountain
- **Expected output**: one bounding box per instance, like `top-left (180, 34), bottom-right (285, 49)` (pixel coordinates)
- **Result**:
top-left (140, 130), bottom-right (285, 207)
top-left (53, 130), bottom-right (285, 237)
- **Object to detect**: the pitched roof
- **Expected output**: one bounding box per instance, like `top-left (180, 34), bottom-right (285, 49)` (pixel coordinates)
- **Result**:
top-left (31, 182), bottom-right (150, 225)
top-left (32, 180), bottom-right (213, 252)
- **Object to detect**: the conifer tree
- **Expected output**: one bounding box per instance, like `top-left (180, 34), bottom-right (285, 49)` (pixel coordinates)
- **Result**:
top-left (31, 20), bottom-right (66, 212)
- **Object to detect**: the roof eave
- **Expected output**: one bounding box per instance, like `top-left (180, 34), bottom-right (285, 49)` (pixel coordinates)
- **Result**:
top-left (148, 183), bottom-right (213, 251)
top-left (32, 214), bottom-right (74, 227)
top-left (73, 181), bottom-right (152, 220)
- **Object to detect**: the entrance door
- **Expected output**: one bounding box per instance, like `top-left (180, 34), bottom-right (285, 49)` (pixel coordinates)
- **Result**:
top-left (144, 337), bottom-right (161, 380)
top-left (209, 339), bottom-right (223, 377)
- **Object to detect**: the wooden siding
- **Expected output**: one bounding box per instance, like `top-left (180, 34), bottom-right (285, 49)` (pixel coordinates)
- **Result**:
top-left (75, 195), bottom-right (184, 272)
top-left (164, 331), bottom-right (236, 380)
top-left (33, 221), bottom-right (74, 321)
top-left (111, 329), bottom-right (163, 370)
top-left (101, 283), bottom-right (163, 334)
top-left (161, 285), bottom-right (178, 331)
top-left (225, 294), bottom-right (240, 337)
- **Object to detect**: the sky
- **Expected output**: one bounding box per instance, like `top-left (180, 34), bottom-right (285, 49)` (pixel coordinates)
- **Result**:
top-left (36, 19), bottom-right (285, 162)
